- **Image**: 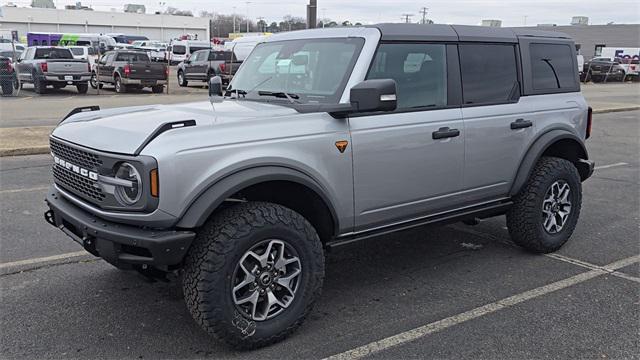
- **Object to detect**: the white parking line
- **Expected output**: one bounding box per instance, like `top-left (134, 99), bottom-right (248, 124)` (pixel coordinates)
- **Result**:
top-left (324, 255), bottom-right (640, 360)
top-left (0, 251), bottom-right (89, 270)
top-left (595, 162), bottom-right (628, 170)
top-left (0, 186), bottom-right (49, 195)
top-left (546, 253), bottom-right (640, 283)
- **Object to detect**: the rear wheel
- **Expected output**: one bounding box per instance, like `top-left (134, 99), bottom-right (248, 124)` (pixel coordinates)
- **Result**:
top-left (177, 70), bottom-right (188, 87)
top-left (1, 82), bottom-right (12, 96)
top-left (76, 82), bottom-right (88, 94)
top-left (33, 73), bottom-right (46, 94)
top-left (182, 202), bottom-right (324, 349)
top-left (507, 157), bottom-right (582, 253)
top-left (115, 76), bottom-right (127, 93)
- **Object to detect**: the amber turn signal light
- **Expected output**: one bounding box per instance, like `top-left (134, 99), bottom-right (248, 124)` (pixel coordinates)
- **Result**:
top-left (335, 140), bottom-right (349, 153)
top-left (150, 168), bottom-right (159, 197)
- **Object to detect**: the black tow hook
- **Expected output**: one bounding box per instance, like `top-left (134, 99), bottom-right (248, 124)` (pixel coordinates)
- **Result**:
top-left (44, 210), bottom-right (56, 227)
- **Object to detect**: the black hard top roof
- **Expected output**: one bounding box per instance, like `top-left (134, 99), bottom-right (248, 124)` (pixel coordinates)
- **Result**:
top-left (366, 23), bottom-right (572, 42)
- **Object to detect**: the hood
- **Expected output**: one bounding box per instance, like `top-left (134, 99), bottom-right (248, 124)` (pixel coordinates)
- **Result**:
top-left (51, 100), bottom-right (298, 155)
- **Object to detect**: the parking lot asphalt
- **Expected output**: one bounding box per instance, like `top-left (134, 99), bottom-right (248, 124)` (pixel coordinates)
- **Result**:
top-left (0, 110), bottom-right (638, 359)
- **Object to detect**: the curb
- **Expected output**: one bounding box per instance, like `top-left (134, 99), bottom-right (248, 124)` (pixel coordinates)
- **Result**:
top-left (1, 107), bottom-right (638, 158)
top-left (592, 106), bottom-right (640, 114)
top-left (0, 146), bottom-right (50, 157)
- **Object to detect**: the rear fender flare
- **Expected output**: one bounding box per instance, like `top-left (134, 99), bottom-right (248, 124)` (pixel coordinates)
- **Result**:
top-left (509, 129), bottom-right (588, 196)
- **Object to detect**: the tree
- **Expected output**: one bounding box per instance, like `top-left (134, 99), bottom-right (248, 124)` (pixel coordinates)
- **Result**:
top-left (164, 6), bottom-right (193, 17)
top-left (267, 22), bottom-right (280, 32)
top-left (341, 20), bottom-right (352, 27)
top-left (256, 19), bottom-right (268, 32)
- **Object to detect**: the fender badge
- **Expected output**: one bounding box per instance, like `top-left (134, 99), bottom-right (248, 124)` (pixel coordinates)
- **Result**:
top-left (335, 140), bottom-right (348, 153)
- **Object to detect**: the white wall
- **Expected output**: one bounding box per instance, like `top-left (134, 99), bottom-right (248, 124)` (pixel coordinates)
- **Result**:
top-left (0, 6), bottom-right (209, 42)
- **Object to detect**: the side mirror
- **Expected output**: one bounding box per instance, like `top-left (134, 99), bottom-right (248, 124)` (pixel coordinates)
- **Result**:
top-left (349, 79), bottom-right (397, 113)
top-left (209, 75), bottom-right (223, 98)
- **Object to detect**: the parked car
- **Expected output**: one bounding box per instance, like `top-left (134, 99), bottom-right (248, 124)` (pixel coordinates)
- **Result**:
top-left (176, 49), bottom-right (242, 86)
top-left (15, 46), bottom-right (91, 94)
top-left (0, 49), bottom-right (22, 62)
top-left (90, 50), bottom-right (167, 93)
top-left (224, 35), bottom-right (269, 61)
top-left (0, 55), bottom-right (17, 95)
top-left (45, 24), bottom-right (593, 350)
top-left (583, 57), bottom-right (628, 82)
top-left (167, 40), bottom-right (213, 65)
top-left (68, 46), bottom-right (98, 64)
top-left (131, 40), bottom-right (168, 62)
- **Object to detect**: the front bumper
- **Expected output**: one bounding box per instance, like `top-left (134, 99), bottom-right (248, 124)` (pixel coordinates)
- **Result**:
top-left (45, 186), bottom-right (195, 269)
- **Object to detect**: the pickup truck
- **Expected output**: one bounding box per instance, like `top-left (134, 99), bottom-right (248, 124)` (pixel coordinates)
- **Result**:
top-left (176, 49), bottom-right (242, 87)
top-left (90, 50), bottom-right (167, 93)
top-left (583, 56), bottom-right (633, 82)
top-left (15, 47), bottom-right (91, 94)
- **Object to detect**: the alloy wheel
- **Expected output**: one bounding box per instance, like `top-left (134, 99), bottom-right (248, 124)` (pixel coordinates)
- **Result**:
top-left (232, 239), bottom-right (302, 321)
top-left (542, 180), bottom-right (572, 234)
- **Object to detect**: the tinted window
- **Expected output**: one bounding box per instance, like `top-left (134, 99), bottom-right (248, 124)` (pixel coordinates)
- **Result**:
top-left (209, 51), bottom-right (232, 61)
top-left (34, 48), bottom-right (74, 59)
top-left (367, 43), bottom-right (447, 109)
top-left (115, 52), bottom-right (150, 62)
top-left (172, 45), bottom-right (186, 55)
top-left (190, 46), bottom-right (210, 53)
top-left (459, 44), bottom-right (518, 104)
top-left (530, 43), bottom-right (577, 90)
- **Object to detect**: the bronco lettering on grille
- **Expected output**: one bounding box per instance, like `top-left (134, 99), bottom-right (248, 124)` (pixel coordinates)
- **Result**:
top-left (54, 156), bottom-right (99, 181)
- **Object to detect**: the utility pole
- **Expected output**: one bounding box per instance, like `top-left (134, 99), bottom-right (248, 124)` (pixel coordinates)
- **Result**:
top-left (401, 14), bottom-right (413, 23)
top-left (232, 6), bottom-right (237, 34)
top-left (420, 7), bottom-right (428, 24)
top-left (245, 1), bottom-right (251, 33)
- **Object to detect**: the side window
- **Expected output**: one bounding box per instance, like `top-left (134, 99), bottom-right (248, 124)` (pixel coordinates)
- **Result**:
top-left (459, 44), bottom-right (519, 105)
top-left (529, 43), bottom-right (577, 91)
top-left (367, 43), bottom-right (448, 110)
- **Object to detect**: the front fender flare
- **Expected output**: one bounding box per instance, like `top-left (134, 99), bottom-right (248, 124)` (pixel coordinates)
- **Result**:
top-left (175, 166), bottom-right (339, 230)
top-left (509, 129), bottom-right (589, 197)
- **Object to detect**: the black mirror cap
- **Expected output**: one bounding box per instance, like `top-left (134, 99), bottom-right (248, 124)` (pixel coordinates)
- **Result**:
top-left (209, 75), bottom-right (223, 97)
top-left (350, 79), bottom-right (397, 113)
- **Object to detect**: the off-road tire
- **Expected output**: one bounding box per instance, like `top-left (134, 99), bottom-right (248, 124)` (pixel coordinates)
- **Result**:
top-left (151, 85), bottom-right (164, 93)
top-left (182, 201), bottom-right (325, 349)
top-left (507, 156), bottom-right (582, 253)
top-left (177, 70), bottom-right (188, 87)
top-left (76, 83), bottom-right (88, 94)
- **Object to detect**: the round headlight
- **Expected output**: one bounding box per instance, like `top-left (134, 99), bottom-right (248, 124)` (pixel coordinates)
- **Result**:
top-left (114, 162), bottom-right (142, 205)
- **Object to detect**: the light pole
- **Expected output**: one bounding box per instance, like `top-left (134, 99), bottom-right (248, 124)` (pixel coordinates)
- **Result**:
top-left (232, 6), bottom-right (237, 34)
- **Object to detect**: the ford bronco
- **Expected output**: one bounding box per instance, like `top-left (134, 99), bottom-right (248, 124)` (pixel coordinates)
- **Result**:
top-left (44, 24), bottom-right (594, 349)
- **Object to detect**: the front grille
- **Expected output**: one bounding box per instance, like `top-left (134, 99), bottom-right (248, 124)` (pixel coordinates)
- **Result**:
top-left (50, 139), bottom-right (102, 170)
top-left (52, 165), bottom-right (105, 202)
top-left (50, 139), bottom-right (105, 204)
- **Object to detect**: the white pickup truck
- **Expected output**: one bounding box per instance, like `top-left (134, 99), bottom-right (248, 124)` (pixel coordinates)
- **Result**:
top-left (599, 47), bottom-right (640, 80)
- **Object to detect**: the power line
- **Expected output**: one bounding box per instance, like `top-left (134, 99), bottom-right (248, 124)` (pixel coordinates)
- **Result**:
top-left (401, 14), bottom-right (413, 23)
top-left (420, 7), bottom-right (429, 24)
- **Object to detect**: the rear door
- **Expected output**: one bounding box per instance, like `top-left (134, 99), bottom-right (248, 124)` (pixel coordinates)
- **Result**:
top-left (459, 43), bottom-right (533, 202)
top-left (350, 43), bottom-right (466, 231)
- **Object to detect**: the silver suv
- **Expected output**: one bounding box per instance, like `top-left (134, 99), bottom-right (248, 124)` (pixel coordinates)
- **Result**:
top-left (44, 24), bottom-right (594, 349)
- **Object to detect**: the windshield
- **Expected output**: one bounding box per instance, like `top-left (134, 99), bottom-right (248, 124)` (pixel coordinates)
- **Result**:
top-left (229, 38), bottom-right (365, 104)
top-left (35, 48), bottom-right (73, 59)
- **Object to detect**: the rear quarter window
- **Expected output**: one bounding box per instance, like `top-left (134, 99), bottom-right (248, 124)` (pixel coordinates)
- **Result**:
top-left (530, 43), bottom-right (577, 91)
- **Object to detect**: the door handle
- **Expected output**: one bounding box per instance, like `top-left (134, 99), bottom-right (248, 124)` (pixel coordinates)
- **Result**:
top-left (510, 119), bottom-right (532, 130)
top-left (432, 127), bottom-right (461, 140)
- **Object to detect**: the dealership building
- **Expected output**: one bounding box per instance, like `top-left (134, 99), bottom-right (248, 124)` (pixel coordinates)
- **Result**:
top-left (513, 23), bottom-right (640, 60)
top-left (0, 6), bottom-right (209, 42)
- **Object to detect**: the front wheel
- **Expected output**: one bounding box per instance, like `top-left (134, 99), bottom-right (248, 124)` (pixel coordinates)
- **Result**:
top-left (507, 157), bottom-right (582, 253)
top-left (177, 71), bottom-right (188, 87)
top-left (182, 202), bottom-right (324, 349)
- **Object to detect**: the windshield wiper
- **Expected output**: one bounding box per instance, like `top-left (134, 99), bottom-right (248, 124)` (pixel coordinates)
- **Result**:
top-left (258, 91), bottom-right (301, 104)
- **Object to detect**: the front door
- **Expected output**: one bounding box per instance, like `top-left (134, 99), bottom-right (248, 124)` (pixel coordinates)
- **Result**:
top-left (350, 42), bottom-right (465, 231)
